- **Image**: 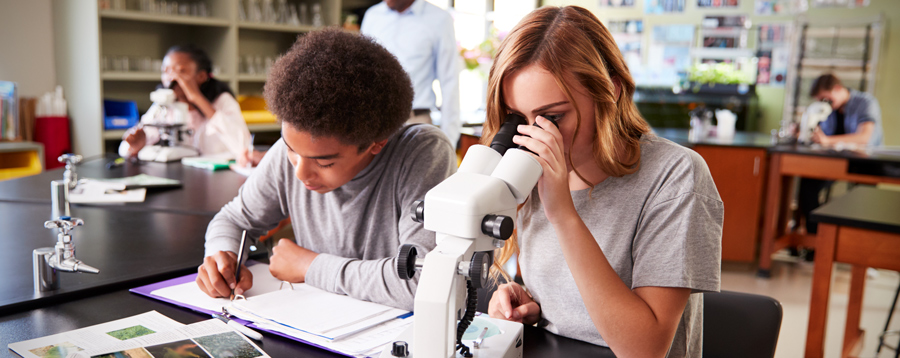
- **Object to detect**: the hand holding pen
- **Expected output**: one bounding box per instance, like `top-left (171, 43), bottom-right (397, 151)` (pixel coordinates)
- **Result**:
top-left (196, 230), bottom-right (254, 298)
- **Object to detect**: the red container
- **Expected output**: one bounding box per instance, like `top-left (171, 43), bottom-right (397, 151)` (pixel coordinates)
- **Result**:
top-left (33, 116), bottom-right (71, 170)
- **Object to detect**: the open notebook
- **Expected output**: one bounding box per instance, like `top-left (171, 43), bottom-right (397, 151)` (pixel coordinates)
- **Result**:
top-left (130, 262), bottom-right (413, 357)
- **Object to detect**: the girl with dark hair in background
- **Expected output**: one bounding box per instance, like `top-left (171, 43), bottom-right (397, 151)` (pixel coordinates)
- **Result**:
top-left (483, 6), bottom-right (723, 357)
top-left (119, 45), bottom-right (252, 161)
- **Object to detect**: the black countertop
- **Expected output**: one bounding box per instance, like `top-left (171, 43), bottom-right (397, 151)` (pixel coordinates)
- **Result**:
top-left (0, 201), bottom-right (213, 315)
top-left (810, 186), bottom-right (900, 235)
top-left (653, 128), bottom-right (773, 149)
top-left (1, 289), bottom-right (616, 358)
top-left (0, 156), bottom-right (247, 215)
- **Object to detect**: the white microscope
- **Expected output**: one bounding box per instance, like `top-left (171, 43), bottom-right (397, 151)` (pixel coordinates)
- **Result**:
top-left (798, 101), bottom-right (833, 145)
top-left (136, 88), bottom-right (199, 162)
top-left (382, 114), bottom-right (551, 358)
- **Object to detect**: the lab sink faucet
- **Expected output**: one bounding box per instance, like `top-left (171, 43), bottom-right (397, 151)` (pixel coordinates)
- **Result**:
top-left (51, 154), bottom-right (82, 219)
top-left (35, 154), bottom-right (99, 292)
top-left (33, 216), bottom-right (100, 292)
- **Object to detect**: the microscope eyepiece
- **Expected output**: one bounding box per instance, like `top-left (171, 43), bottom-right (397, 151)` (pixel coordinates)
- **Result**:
top-left (490, 114), bottom-right (528, 155)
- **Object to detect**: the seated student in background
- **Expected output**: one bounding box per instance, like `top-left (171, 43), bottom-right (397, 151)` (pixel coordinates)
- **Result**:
top-left (798, 74), bottom-right (883, 239)
top-left (196, 29), bottom-right (457, 310)
top-left (484, 7), bottom-right (723, 357)
top-left (119, 44), bottom-right (251, 159)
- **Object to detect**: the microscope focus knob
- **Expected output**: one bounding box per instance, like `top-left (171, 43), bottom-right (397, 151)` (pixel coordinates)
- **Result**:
top-left (397, 244), bottom-right (418, 280)
top-left (411, 200), bottom-right (425, 223)
top-left (482, 215), bottom-right (514, 240)
top-left (391, 341), bottom-right (409, 357)
top-left (469, 251), bottom-right (491, 289)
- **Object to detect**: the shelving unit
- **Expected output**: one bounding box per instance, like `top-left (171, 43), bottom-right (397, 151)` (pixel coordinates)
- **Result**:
top-left (51, 0), bottom-right (375, 156)
top-left (781, 15), bottom-right (884, 126)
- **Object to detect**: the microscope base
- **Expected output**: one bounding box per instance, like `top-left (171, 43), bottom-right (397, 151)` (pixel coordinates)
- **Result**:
top-left (380, 315), bottom-right (523, 358)
top-left (138, 145), bottom-right (200, 163)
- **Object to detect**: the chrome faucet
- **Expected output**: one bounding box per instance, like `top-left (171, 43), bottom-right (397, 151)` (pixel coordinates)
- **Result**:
top-left (34, 216), bottom-right (100, 292)
top-left (51, 154), bottom-right (82, 220)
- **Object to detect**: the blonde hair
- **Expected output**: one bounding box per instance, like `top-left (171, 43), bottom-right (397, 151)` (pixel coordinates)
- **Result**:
top-left (484, 6), bottom-right (651, 281)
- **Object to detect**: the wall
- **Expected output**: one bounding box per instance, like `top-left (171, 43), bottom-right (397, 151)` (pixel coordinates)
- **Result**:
top-left (0, 0), bottom-right (57, 97)
top-left (544, 0), bottom-right (899, 146)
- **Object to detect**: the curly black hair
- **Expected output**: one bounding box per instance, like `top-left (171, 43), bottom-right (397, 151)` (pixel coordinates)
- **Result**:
top-left (265, 28), bottom-right (413, 148)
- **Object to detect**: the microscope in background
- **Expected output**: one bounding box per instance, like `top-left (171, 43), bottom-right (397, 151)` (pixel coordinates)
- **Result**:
top-left (798, 101), bottom-right (833, 145)
top-left (34, 154), bottom-right (100, 292)
top-left (383, 114), bottom-right (551, 358)
top-left (136, 88), bottom-right (199, 162)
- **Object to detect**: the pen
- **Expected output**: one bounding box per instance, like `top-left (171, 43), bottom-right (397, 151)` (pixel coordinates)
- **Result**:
top-left (106, 157), bottom-right (125, 170)
top-left (231, 230), bottom-right (248, 300)
top-left (246, 134), bottom-right (255, 168)
top-left (213, 310), bottom-right (263, 341)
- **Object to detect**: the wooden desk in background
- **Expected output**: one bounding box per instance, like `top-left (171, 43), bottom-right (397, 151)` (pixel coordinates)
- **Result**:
top-left (804, 187), bottom-right (900, 358)
top-left (758, 146), bottom-right (900, 277)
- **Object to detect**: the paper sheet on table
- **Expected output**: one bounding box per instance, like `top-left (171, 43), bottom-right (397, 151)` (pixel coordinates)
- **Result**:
top-left (74, 319), bottom-right (269, 358)
top-left (150, 263), bottom-right (283, 313)
top-left (7, 311), bottom-right (182, 358)
top-left (68, 180), bottom-right (146, 204)
top-left (149, 263), bottom-right (412, 357)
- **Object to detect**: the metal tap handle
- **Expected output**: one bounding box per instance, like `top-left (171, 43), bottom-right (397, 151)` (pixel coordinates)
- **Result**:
top-left (58, 153), bottom-right (82, 167)
top-left (58, 154), bottom-right (83, 187)
top-left (44, 216), bottom-right (84, 235)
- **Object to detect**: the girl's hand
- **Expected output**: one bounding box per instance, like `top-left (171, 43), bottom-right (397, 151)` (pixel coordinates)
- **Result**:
top-left (512, 116), bottom-right (577, 224)
top-left (488, 283), bottom-right (541, 325)
top-left (171, 71), bottom-right (204, 105)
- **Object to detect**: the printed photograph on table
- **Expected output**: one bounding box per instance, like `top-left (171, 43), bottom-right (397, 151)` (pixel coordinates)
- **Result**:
top-left (143, 340), bottom-right (211, 358)
top-left (92, 348), bottom-right (153, 358)
top-left (106, 325), bottom-right (157, 341)
top-left (29, 342), bottom-right (82, 358)
top-left (645, 0), bottom-right (684, 13)
top-left (193, 332), bottom-right (264, 358)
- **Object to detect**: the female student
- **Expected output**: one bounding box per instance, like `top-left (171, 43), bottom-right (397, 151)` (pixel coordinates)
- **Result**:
top-left (119, 45), bottom-right (251, 160)
top-left (484, 6), bottom-right (723, 357)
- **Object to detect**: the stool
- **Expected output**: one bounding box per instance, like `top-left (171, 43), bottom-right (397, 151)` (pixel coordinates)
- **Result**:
top-left (877, 279), bottom-right (900, 358)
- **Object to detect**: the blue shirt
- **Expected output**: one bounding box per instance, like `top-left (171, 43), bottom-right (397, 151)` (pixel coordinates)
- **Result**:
top-left (820, 89), bottom-right (883, 147)
top-left (362, 0), bottom-right (461, 145)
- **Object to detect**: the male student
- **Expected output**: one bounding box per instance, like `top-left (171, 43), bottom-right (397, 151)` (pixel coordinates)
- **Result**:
top-left (195, 29), bottom-right (457, 310)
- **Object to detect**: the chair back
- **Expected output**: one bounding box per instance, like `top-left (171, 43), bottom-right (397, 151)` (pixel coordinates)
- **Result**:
top-left (703, 290), bottom-right (783, 358)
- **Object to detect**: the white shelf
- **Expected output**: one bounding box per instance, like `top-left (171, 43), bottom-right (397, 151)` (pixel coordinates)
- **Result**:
top-left (801, 58), bottom-right (870, 68)
top-left (103, 129), bottom-right (127, 140)
top-left (690, 48), bottom-right (755, 59)
top-left (100, 10), bottom-right (230, 27)
top-left (102, 72), bottom-right (162, 81)
top-left (247, 123), bottom-right (281, 132)
top-left (238, 74), bottom-right (268, 82)
top-left (805, 27), bottom-right (869, 39)
top-left (238, 21), bottom-right (319, 33)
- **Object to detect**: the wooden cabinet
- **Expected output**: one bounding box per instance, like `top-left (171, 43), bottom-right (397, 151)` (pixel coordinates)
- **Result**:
top-left (694, 145), bottom-right (768, 262)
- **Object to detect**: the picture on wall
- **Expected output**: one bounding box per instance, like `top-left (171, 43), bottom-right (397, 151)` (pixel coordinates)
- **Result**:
top-left (755, 0), bottom-right (808, 14)
top-left (645, 0), bottom-right (685, 13)
top-left (600, 0), bottom-right (636, 6)
top-left (698, 0), bottom-right (739, 7)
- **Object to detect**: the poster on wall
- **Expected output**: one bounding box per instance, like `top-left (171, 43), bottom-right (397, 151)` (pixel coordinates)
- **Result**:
top-left (642, 25), bottom-right (694, 85)
top-left (645, 0), bottom-right (685, 13)
top-left (755, 0), bottom-right (808, 14)
top-left (698, 0), bottom-right (739, 8)
top-left (811, 0), bottom-right (868, 8)
top-left (756, 23), bottom-right (791, 86)
top-left (600, 0), bottom-right (637, 6)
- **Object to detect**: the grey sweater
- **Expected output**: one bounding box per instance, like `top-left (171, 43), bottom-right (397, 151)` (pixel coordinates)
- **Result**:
top-left (204, 124), bottom-right (457, 310)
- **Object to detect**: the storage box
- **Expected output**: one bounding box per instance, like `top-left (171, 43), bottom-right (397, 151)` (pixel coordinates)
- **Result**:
top-left (103, 99), bottom-right (139, 129)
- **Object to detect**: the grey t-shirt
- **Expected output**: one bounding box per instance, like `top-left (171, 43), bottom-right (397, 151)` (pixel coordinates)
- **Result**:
top-left (518, 135), bottom-right (723, 357)
top-left (204, 124), bottom-right (457, 310)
